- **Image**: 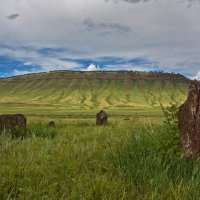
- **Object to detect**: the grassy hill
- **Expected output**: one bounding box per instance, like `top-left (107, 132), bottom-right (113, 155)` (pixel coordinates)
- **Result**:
top-left (0, 71), bottom-right (190, 120)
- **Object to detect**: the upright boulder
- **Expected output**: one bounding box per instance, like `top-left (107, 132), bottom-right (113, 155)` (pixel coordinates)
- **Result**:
top-left (47, 121), bottom-right (56, 128)
top-left (0, 114), bottom-right (27, 135)
top-left (178, 80), bottom-right (200, 155)
top-left (96, 110), bottom-right (108, 126)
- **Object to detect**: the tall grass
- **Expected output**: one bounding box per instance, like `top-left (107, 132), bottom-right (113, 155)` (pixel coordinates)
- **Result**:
top-left (111, 124), bottom-right (200, 199)
top-left (0, 120), bottom-right (200, 199)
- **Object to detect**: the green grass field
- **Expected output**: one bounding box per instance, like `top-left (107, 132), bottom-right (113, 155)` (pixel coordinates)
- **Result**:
top-left (1, 71), bottom-right (197, 199)
top-left (1, 121), bottom-right (200, 199)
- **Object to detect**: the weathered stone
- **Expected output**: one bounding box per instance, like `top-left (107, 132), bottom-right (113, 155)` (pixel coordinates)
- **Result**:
top-left (47, 121), bottom-right (56, 127)
top-left (0, 114), bottom-right (27, 135)
top-left (178, 80), bottom-right (200, 155)
top-left (96, 110), bottom-right (108, 126)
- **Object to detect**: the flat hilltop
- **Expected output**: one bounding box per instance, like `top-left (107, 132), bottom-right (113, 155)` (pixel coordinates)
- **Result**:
top-left (0, 71), bottom-right (190, 120)
top-left (3, 70), bottom-right (190, 81)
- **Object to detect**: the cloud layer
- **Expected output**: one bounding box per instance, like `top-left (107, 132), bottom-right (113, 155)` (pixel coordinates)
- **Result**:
top-left (0, 0), bottom-right (200, 78)
top-left (83, 19), bottom-right (131, 36)
top-left (6, 13), bottom-right (20, 20)
top-left (105, 0), bottom-right (150, 3)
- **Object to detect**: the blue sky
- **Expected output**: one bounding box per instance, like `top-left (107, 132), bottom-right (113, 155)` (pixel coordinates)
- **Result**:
top-left (0, 0), bottom-right (200, 78)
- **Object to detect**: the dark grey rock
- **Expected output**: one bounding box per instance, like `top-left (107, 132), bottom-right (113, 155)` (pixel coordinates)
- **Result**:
top-left (0, 114), bottom-right (27, 135)
top-left (96, 110), bottom-right (108, 126)
top-left (178, 80), bottom-right (200, 155)
top-left (47, 121), bottom-right (56, 128)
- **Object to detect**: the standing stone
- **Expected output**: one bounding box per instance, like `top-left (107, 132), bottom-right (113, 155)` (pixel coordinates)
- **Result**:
top-left (178, 80), bottom-right (200, 155)
top-left (96, 110), bottom-right (108, 126)
top-left (47, 121), bottom-right (56, 128)
top-left (0, 114), bottom-right (27, 135)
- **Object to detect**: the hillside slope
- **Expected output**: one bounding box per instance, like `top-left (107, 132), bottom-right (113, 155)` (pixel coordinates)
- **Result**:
top-left (0, 71), bottom-right (190, 119)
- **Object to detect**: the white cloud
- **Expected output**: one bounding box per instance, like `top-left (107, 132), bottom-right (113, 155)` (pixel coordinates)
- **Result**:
top-left (13, 69), bottom-right (34, 76)
top-left (0, 45), bottom-right (82, 71)
top-left (194, 71), bottom-right (200, 80)
top-left (23, 62), bottom-right (32, 66)
top-left (103, 63), bottom-right (156, 71)
top-left (86, 64), bottom-right (100, 71)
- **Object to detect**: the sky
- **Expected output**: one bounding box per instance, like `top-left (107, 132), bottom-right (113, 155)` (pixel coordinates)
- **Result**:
top-left (0, 0), bottom-right (200, 79)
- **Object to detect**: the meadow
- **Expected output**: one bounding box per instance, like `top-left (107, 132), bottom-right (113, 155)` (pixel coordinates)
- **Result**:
top-left (1, 119), bottom-right (200, 200)
top-left (1, 71), bottom-right (198, 199)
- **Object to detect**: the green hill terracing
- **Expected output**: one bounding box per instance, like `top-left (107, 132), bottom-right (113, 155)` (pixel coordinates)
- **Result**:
top-left (0, 71), bottom-right (190, 120)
